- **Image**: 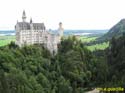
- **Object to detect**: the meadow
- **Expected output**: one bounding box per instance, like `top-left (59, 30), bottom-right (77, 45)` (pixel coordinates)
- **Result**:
top-left (79, 36), bottom-right (109, 51)
top-left (0, 36), bottom-right (15, 46)
top-left (0, 35), bottom-right (109, 51)
top-left (79, 36), bottom-right (97, 43)
top-left (86, 42), bottom-right (109, 51)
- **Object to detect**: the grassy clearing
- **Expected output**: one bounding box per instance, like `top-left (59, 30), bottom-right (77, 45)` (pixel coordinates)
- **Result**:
top-left (78, 36), bottom-right (109, 51)
top-left (0, 36), bottom-right (15, 46)
top-left (87, 42), bottom-right (109, 51)
top-left (79, 36), bottom-right (98, 43)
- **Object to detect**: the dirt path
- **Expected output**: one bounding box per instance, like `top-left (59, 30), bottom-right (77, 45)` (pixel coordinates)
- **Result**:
top-left (85, 88), bottom-right (100, 93)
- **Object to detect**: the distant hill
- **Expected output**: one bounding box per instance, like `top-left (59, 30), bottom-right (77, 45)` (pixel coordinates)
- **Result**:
top-left (97, 19), bottom-right (125, 42)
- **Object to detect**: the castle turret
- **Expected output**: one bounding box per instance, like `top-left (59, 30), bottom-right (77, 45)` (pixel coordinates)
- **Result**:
top-left (29, 18), bottom-right (33, 44)
top-left (58, 22), bottom-right (64, 38)
top-left (30, 18), bottom-right (32, 24)
top-left (30, 18), bottom-right (33, 30)
top-left (22, 10), bottom-right (26, 22)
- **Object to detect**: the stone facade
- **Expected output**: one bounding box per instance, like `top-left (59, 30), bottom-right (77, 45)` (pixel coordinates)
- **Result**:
top-left (15, 11), bottom-right (63, 54)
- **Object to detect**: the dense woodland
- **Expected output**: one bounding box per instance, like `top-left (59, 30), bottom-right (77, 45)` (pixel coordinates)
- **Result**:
top-left (0, 35), bottom-right (125, 93)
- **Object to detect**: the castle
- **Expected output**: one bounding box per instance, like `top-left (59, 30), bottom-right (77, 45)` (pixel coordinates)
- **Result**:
top-left (15, 11), bottom-right (63, 54)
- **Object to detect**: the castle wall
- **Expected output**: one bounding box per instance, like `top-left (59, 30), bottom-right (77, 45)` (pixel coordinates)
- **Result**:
top-left (15, 11), bottom-right (63, 54)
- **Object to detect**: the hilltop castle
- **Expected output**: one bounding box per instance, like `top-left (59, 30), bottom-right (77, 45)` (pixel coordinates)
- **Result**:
top-left (15, 11), bottom-right (64, 54)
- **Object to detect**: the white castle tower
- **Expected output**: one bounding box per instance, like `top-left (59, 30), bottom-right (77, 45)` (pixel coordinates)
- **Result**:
top-left (58, 22), bottom-right (64, 39)
top-left (22, 10), bottom-right (26, 22)
top-left (15, 10), bottom-right (62, 54)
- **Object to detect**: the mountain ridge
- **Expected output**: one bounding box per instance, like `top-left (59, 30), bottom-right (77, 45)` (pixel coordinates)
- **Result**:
top-left (97, 19), bottom-right (125, 42)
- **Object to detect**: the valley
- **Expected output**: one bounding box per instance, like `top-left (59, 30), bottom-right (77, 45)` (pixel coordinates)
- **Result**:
top-left (0, 19), bottom-right (125, 92)
top-left (0, 36), bottom-right (15, 46)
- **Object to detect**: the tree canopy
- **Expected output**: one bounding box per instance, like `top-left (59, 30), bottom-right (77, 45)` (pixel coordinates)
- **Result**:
top-left (0, 35), bottom-right (125, 93)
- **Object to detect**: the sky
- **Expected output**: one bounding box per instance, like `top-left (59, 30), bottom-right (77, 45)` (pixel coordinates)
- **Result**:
top-left (0, 0), bottom-right (125, 30)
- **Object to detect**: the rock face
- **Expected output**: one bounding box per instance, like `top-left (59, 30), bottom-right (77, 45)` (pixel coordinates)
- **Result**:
top-left (97, 19), bottom-right (125, 42)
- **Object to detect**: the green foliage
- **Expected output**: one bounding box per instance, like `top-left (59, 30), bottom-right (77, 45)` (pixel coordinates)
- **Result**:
top-left (106, 35), bottom-right (125, 86)
top-left (0, 35), bottom-right (124, 93)
top-left (97, 19), bottom-right (125, 42)
top-left (87, 42), bottom-right (109, 51)
top-left (79, 36), bottom-right (97, 43)
top-left (0, 36), bottom-right (95, 93)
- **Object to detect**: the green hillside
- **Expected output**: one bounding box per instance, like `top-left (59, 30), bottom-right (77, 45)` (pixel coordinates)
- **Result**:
top-left (97, 19), bottom-right (125, 42)
top-left (87, 42), bottom-right (109, 51)
top-left (0, 36), bottom-right (125, 93)
top-left (0, 36), bottom-right (15, 46)
top-left (0, 37), bottom-right (103, 93)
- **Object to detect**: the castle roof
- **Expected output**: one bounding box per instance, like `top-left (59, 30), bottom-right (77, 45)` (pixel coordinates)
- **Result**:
top-left (17, 22), bottom-right (30, 30)
top-left (17, 22), bottom-right (45, 30)
top-left (32, 23), bottom-right (45, 30)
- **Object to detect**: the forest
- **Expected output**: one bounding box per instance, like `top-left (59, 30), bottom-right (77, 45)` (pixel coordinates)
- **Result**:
top-left (0, 34), bottom-right (125, 93)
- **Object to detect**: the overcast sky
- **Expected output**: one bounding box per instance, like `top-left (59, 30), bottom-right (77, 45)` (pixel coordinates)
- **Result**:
top-left (0, 0), bottom-right (125, 30)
